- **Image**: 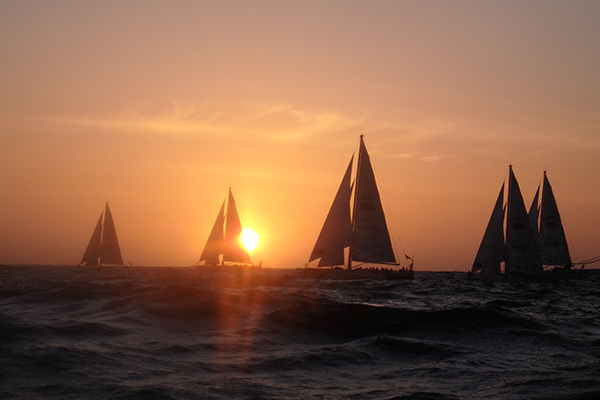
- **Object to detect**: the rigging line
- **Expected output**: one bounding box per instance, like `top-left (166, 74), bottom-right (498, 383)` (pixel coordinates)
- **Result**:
top-left (557, 273), bottom-right (600, 313)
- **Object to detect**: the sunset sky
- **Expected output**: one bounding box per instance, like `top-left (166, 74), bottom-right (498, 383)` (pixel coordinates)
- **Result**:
top-left (1, 1), bottom-right (599, 270)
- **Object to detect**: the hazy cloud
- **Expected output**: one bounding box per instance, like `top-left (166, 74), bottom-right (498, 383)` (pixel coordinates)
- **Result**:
top-left (13, 102), bottom-right (368, 142)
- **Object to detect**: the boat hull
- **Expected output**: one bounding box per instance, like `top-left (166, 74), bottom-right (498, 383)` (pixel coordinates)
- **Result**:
top-left (302, 267), bottom-right (414, 281)
top-left (551, 267), bottom-right (600, 278)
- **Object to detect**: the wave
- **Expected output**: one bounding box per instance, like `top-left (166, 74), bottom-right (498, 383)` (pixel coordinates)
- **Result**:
top-left (266, 298), bottom-right (544, 342)
top-left (1, 265), bottom-right (599, 400)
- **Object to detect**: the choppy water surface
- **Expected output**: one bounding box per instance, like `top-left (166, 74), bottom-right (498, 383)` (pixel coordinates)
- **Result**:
top-left (1, 265), bottom-right (599, 399)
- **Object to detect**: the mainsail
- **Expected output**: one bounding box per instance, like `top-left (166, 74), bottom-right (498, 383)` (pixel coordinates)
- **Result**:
top-left (80, 203), bottom-right (124, 266)
top-left (199, 188), bottom-right (252, 266)
top-left (351, 137), bottom-right (396, 265)
top-left (309, 135), bottom-right (398, 270)
top-left (539, 172), bottom-right (571, 267)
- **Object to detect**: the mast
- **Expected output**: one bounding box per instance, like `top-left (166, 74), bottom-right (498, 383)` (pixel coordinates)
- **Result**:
top-left (505, 166), bottom-right (543, 276)
top-left (347, 136), bottom-right (363, 270)
top-left (348, 135), bottom-right (396, 269)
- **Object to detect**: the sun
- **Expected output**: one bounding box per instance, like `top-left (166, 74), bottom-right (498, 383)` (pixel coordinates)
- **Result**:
top-left (241, 228), bottom-right (259, 252)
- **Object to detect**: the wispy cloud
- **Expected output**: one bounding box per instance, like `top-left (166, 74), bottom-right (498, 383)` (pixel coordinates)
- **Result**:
top-left (242, 104), bottom-right (367, 142)
top-left (16, 102), bottom-right (368, 142)
top-left (390, 153), bottom-right (417, 159)
top-left (389, 153), bottom-right (447, 162)
top-left (38, 101), bottom-right (231, 135)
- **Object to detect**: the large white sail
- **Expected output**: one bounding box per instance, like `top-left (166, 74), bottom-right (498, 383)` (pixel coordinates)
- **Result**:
top-left (309, 157), bottom-right (354, 267)
top-left (505, 166), bottom-right (543, 276)
top-left (539, 172), bottom-right (571, 266)
top-left (472, 183), bottom-right (505, 276)
top-left (199, 200), bottom-right (226, 265)
top-left (350, 136), bottom-right (396, 266)
top-left (81, 212), bottom-right (103, 267)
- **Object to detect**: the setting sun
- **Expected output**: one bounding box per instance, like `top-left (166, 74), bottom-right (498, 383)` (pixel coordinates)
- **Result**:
top-left (241, 228), bottom-right (259, 252)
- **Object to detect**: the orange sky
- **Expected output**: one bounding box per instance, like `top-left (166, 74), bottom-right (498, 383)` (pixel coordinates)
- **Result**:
top-left (1, 1), bottom-right (599, 270)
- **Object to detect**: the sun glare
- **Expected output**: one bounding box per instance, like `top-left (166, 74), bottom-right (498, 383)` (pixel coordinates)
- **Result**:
top-left (241, 228), bottom-right (259, 252)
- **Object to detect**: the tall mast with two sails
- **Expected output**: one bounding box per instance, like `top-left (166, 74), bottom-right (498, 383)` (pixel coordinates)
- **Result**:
top-left (198, 188), bottom-right (253, 267)
top-left (309, 135), bottom-right (402, 271)
top-left (80, 202), bottom-right (124, 267)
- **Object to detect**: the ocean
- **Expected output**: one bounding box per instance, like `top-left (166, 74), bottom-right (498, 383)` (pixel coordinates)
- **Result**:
top-left (1, 265), bottom-right (599, 400)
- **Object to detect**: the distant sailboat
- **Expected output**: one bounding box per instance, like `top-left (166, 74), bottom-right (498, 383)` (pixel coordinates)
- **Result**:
top-left (80, 202), bottom-right (124, 267)
top-left (307, 135), bottom-right (412, 279)
top-left (472, 166), bottom-right (568, 277)
top-left (198, 188), bottom-right (254, 267)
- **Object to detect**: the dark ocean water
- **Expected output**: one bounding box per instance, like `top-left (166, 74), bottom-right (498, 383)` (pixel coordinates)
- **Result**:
top-left (1, 265), bottom-right (599, 400)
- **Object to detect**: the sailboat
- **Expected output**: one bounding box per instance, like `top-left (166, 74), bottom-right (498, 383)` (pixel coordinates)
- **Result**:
top-left (197, 188), bottom-right (256, 268)
top-left (535, 172), bottom-right (600, 276)
top-left (530, 171), bottom-right (572, 269)
top-left (306, 135), bottom-right (413, 280)
top-left (80, 202), bottom-right (124, 267)
top-left (472, 166), bottom-right (571, 277)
